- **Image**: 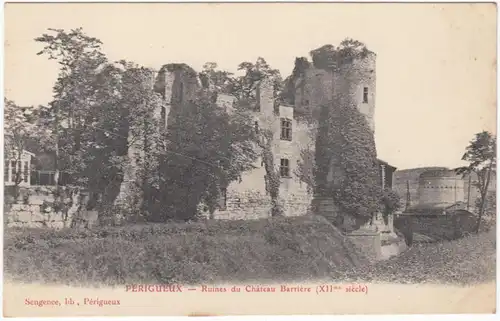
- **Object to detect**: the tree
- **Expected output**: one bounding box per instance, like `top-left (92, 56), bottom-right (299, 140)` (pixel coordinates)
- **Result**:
top-left (233, 57), bottom-right (283, 111)
top-left (199, 59), bottom-right (286, 217)
top-left (309, 38), bottom-right (371, 70)
top-left (35, 28), bottom-right (107, 187)
top-left (456, 131), bottom-right (496, 233)
top-left (34, 29), bottom-right (166, 225)
top-left (159, 91), bottom-right (259, 221)
top-left (198, 62), bottom-right (234, 93)
top-left (34, 28), bottom-right (109, 225)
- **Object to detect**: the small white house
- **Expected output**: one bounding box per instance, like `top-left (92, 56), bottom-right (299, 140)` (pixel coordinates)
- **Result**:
top-left (4, 149), bottom-right (34, 187)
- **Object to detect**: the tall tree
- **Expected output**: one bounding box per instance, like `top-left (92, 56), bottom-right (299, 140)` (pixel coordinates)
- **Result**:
top-left (34, 28), bottom-right (108, 223)
top-left (159, 91), bottom-right (259, 221)
top-left (35, 28), bottom-right (107, 185)
top-left (456, 131), bottom-right (496, 233)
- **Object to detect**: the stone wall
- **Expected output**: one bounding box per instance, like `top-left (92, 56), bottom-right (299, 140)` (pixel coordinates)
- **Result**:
top-left (394, 211), bottom-right (480, 244)
top-left (206, 81), bottom-right (315, 220)
top-left (291, 53), bottom-right (377, 132)
top-left (4, 186), bottom-right (81, 229)
top-left (214, 190), bottom-right (272, 220)
top-left (345, 230), bottom-right (382, 263)
top-left (417, 171), bottom-right (465, 209)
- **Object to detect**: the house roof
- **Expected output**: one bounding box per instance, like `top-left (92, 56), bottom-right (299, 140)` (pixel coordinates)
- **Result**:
top-left (23, 149), bottom-right (35, 156)
top-left (377, 159), bottom-right (397, 171)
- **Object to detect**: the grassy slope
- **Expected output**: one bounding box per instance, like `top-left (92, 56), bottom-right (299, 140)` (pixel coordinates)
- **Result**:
top-left (4, 215), bottom-right (369, 286)
top-left (348, 228), bottom-right (496, 285)
top-left (4, 216), bottom-right (495, 286)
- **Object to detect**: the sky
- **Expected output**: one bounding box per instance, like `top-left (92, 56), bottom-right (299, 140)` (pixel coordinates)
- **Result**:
top-left (4, 3), bottom-right (497, 170)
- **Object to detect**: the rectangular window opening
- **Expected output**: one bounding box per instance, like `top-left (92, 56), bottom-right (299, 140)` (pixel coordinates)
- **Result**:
top-left (23, 161), bottom-right (29, 183)
top-left (280, 158), bottom-right (290, 177)
top-left (11, 161), bottom-right (17, 183)
top-left (280, 118), bottom-right (292, 141)
top-left (363, 87), bottom-right (369, 103)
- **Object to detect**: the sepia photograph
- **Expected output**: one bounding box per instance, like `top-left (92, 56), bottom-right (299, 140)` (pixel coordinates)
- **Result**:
top-left (2, 2), bottom-right (497, 317)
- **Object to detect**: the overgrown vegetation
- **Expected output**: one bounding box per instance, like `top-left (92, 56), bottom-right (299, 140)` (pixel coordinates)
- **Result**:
top-left (4, 216), bottom-right (495, 286)
top-left (159, 91), bottom-right (259, 221)
top-left (4, 216), bottom-right (369, 286)
top-left (315, 99), bottom-right (382, 230)
top-left (6, 28), bottom-right (269, 223)
top-left (456, 131), bottom-right (496, 233)
top-left (348, 228), bottom-right (496, 285)
top-left (6, 29), bottom-right (386, 224)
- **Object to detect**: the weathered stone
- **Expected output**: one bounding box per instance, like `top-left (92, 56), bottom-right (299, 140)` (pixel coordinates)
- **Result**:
top-left (28, 205), bottom-right (41, 212)
top-left (11, 204), bottom-right (23, 211)
top-left (346, 230), bottom-right (382, 263)
top-left (50, 212), bottom-right (64, 221)
top-left (7, 222), bottom-right (25, 228)
top-left (16, 211), bottom-right (32, 222)
top-left (28, 195), bottom-right (45, 205)
top-left (25, 222), bottom-right (45, 228)
top-left (31, 211), bottom-right (48, 222)
top-left (46, 221), bottom-right (64, 229)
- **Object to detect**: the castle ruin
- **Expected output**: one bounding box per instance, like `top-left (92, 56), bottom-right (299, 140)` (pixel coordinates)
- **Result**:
top-left (109, 50), bottom-right (394, 222)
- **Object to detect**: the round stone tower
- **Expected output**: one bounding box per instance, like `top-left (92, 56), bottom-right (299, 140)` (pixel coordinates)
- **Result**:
top-left (417, 169), bottom-right (465, 209)
top-left (290, 52), bottom-right (376, 132)
top-left (332, 52), bottom-right (377, 132)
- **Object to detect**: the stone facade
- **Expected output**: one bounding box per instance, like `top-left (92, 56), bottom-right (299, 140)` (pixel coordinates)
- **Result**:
top-left (207, 80), bottom-right (316, 219)
top-left (12, 53), bottom-right (384, 225)
top-left (148, 53), bottom-right (385, 221)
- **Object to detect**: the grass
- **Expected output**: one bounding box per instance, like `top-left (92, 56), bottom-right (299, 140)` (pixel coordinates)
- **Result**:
top-left (4, 215), bottom-right (496, 287)
top-left (346, 228), bottom-right (496, 285)
top-left (4, 215), bottom-right (369, 287)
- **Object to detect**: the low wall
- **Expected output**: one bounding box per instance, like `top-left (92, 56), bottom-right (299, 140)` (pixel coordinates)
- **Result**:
top-left (214, 190), bottom-right (272, 220)
top-left (345, 230), bottom-right (382, 263)
top-left (4, 186), bottom-right (82, 229)
top-left (208, 190), bottom-right (313, 220)
top-left (394, 211), bottom-right (479, 244)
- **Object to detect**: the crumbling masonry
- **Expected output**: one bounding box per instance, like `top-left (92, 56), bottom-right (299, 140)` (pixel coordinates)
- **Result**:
top-left (115, 52), bottom-right (393, 221)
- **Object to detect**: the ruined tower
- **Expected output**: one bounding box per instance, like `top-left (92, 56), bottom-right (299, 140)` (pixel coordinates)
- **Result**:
top-left (113, 68), bottom-right (157, 221)
top-left (288, 51), bottom-right (377, 132)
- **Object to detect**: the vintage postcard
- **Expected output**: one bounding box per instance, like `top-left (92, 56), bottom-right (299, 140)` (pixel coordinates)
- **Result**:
top-left (2, 1), bottom-right (497, 317)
